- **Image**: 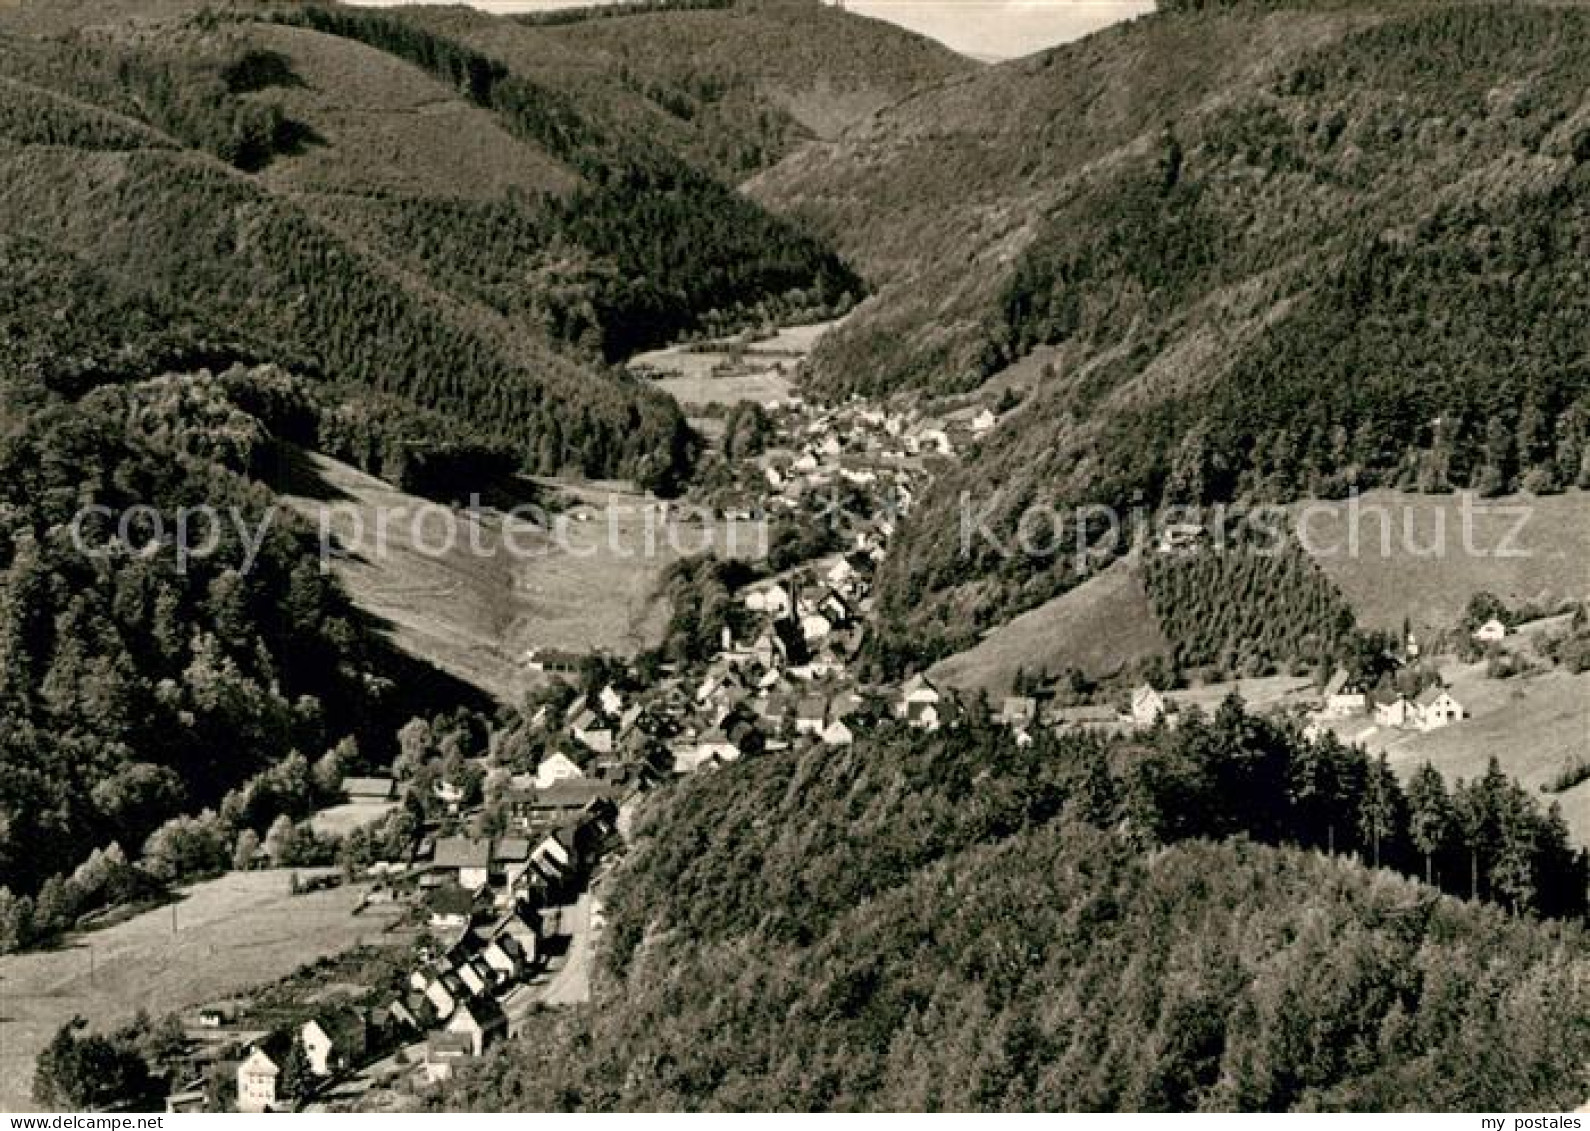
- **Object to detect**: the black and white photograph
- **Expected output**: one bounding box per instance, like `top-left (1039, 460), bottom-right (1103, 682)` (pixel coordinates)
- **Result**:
top-left (0, 0), bottom-right (1587, 1115)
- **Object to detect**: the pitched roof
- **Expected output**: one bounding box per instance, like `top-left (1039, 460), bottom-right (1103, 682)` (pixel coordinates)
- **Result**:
top-left (305, 1008), bottom-right (365, 1049)
top-left (535, 780), bottom-right (616, 807)
top-left (453, 996), bottom-right (507, 1032)
top-left (244, 1030), bottom-right (293, 1071)
top-left (426, 1032), bottom-right (475, 1058)
top-left (901, 673), bottom-right (938, 697)
top-left (426, 883), bottom-right (476, 918)
top-left (795, 697), bottom-right (828, 721)
top-left (343, 776), bottom-right (395, 799)
top-left (1414, 685), bottom-right (1453, 707)
top-left (433, 836), bottom-right (491, 870)
top-left (493, 837), bottom-right (531, 863)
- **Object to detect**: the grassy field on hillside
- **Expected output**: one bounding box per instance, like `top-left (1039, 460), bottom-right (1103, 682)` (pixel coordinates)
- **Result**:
top-left (0, 870), bottom-right (393, 1111)
top-left (285, 454), bottom-right (762, 701)
top-left (928, 556), bottom-right (1166, 693)
top-left (1292, 491), bottom-right (1590, 634)
top-left (1380, 669), bottom-right (1590, 848)
top-left (1309, 649), bottom-right (1590, 847)
top-left (627, 319), bottom-right (847, 409)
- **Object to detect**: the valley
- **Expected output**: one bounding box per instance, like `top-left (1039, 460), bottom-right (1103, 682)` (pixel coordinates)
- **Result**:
top-left (1, 0), bottom-right (1587, 1116)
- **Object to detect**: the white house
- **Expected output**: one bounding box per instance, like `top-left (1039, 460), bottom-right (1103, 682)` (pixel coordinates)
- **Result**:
top-left (300, 1012), bottom-right (366, 1078)
top-left (801, 612), bottom-right (835, 644)
top-left (1472, 618), bottom-right (1508, 644)
top-left (1372, 689), bottom-right (1413, 729)
top-left (236, 1044), bottom-right (284, 1112)
top-left (1321, 669), bottom-right (1365, 717)
top-left (534, 750), bottom-right (586, 789)
top-left (970, 407), bottom-right (998, 436)
top-left (744, 583), bottom-right (793, 619)
top-left (433, 837), bottom-right (491, 892)
top-left (445, 1000), bottom-right (506, 1057)
top-left (1130, 685), bottom-right (1166, 727)
top-left (1413, 687), bottom-right (1466, 731)
top-left (821, 719), bottom-right (854, 747)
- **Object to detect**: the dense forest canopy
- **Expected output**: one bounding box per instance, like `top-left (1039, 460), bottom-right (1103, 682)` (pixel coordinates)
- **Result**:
top-left (0, 366), bottom-right (479, 901)
top-left (441, 705), bottom-right (1589, 1111)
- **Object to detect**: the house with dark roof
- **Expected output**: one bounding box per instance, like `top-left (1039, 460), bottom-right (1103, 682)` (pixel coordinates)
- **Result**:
top-left (446, 998), bottom-right (507, 1057)
top-left (432, 836), bottom-right (492, 890)
top-left (523, 648), bottom-right (583, 675)
top-left (300, 1009), bottom-right (367, 1077)
top-left (1321, 669), bottom-right (1365, 717)
top-left (503, 781), bottom-right (617, 834)
top-left (423, 1031), bottom-right (476, 1083)
top-left (426, 882), bottom-right (478, 932)
top-left (794, 697), bottom-right (828, 736)
top-left (343, 776), bottom-right (396, 801)
top-left (1371, 687), bottom-right (1413, 728)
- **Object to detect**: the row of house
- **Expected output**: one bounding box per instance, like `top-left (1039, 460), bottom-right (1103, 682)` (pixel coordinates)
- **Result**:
top-left (1316, 668), bottom-right (1468, 732)
top-left (900, 676), bottom-right (1171, 740)
top-left (235, 794), bottom-right (619, 1111)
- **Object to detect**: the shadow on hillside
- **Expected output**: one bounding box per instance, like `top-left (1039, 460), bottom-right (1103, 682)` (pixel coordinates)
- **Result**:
top-left (357, 607), bottom-right (497, 715)
top-left (257, 440), bottom-right (352, 502)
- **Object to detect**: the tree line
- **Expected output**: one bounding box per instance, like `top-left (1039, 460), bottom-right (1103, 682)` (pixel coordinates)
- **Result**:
top-left (0, 367), bottom-right (478, 910)
top-left (438, 698), bottom-right (1588, 1111)
top-left (274, 5), bottom-right (862, 360)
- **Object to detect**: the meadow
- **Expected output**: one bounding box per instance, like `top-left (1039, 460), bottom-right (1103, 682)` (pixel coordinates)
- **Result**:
top-left (0, 870), bottom-right (392, 1111)
top-left (286, 454), bottom-right (763, 702)
top-left (928, 557), bottom-right (1167, 693)
top-left (1293, 489), bottom-right (1590, 634)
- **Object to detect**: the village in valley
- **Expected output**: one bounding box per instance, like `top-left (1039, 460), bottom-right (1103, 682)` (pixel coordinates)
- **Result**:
top-left (11, 324), bottom-right (1587, 1115)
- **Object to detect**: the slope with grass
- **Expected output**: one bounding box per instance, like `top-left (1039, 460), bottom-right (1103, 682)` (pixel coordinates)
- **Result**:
top-left (927, 555), bottom-right (1166, 693)
top-left (247, 20), bottom-right (582, 201)
top-left (0, 869), bottom-right (389, 1112)
top-left (1294, 490), bottom-right (1590, 636)
top-left (282, 452), bottom-right (765, 702)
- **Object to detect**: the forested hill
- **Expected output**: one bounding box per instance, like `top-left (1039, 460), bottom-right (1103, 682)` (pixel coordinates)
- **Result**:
top-left (433, 0), bottom-right (976, 178)
top-left (751, 0), bottom-right (1590, 657)
top-left (0, 0), bottom-right (905, 486)
top-left (440, 707), bottom-right (1590, 1111)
